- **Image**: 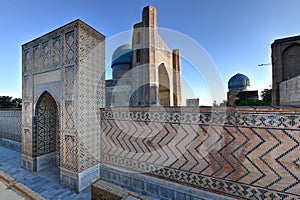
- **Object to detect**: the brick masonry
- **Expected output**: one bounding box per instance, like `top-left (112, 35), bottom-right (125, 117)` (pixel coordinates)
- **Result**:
top-left (100, 106), bottom-right (300, 199)
top-left (92, 179), bottom-right (152, 200)
top-left (2, 7), bottom-right (298, 197)
top-left (0, 106), bottom-right (299, 199)
top-left (272, 35), bottom-right (300, 106)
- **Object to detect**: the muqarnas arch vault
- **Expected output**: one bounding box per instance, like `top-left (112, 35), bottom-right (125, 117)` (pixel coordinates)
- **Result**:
top-left (21, 20), bottom-right (105, 192)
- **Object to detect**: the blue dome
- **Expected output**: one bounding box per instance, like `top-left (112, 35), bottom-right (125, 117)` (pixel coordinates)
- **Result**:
top-left (112, 44), bottom-right (132, 66)
top-left (228, 73), bottom-right (250, 91)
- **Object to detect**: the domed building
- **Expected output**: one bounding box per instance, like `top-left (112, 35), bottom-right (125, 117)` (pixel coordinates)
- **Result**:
top-left (105, 6), bottom-right (182, 107)
top-left (228, 73), bottom-right (250, 92)
top-left (111, 44), bottom-right (132, 80)
top-left (227, 73), bottom-right (258, 106)
top-left (105, 44), bottom-right (133, 107)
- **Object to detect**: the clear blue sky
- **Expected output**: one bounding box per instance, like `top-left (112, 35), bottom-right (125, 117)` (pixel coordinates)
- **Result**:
top-left (1, 0), bottom-right (300, 105)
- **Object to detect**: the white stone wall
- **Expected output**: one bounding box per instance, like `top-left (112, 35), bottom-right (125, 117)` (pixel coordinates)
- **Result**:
top-left (0, 110), bottom-right (22, 142)
top-left (279, 75), bottom-right (300, 106)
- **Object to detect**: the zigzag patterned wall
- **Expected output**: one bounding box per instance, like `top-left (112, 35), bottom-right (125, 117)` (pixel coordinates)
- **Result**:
top-left (100, 107), bottom-right (300, 199)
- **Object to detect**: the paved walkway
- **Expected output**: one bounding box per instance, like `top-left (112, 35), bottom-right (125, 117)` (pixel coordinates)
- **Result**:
top-left (0, 180), bottom-right (25, 200)
top-left (0, 146), bottom-right (90, 200)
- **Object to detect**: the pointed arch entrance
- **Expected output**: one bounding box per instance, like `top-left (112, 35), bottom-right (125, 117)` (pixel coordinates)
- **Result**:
top-left (282, 44), bottom-right (300, 81)
top-left (158, 64), bottom-right (170, 106)
top-left (33, 91), bottom-right (59, 170)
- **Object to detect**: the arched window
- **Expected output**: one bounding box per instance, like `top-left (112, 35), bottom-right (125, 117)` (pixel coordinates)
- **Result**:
top-left (158, 64), bottom-right (170, 106)
top-left (282, 44), bottom-right (300, 81)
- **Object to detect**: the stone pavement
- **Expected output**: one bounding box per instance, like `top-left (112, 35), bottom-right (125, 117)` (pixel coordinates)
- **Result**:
top-left (0, 146), bottom-right (91, 200)
top-left (0, 180), bottom-right (25, 200)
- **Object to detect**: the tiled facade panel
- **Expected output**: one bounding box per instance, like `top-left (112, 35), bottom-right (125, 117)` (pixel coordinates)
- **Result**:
top-left (35, 92), bottom-right (58, 157)
top-left (21, 20), bottom-right (105, 193)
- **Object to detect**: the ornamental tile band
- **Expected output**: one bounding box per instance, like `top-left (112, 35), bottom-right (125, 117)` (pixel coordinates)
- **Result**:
top-left (100, 107), bottom-right (300, 199)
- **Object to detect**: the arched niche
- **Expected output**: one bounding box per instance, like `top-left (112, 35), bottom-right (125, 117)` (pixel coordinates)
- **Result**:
top-left (158, 63), bottom-right (170, 106)
top-left (33, 91), bottom-right (59, 170)
top-left (282, 44), bottom-right (300, 81)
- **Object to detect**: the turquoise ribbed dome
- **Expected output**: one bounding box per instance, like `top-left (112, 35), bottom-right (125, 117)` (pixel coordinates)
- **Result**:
top-left (112, 44), bottom-right (132, 66)
top-left (228, 73), bottom-right (250, 91)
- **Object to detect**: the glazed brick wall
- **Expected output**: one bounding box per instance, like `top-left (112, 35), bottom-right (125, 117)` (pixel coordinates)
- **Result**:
top-left (100, 106), bottom-right (300, 199)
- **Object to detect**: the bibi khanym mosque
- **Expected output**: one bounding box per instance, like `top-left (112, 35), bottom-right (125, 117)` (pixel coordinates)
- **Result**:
top-left (0, 4), bottom-right (297, 200)
top-left (105, 6), bottom-right (182, 107)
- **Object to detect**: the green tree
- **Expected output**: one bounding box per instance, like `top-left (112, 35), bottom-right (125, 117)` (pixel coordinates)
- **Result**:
top-left (234, 87), bottom-right (272, 106)
top-left (234, 99), bottom-right (270, 106)
top-left (261, 88), bottom-right (272, 104)
top-left (213, 100), bottom-right (218, 107)
top-left (219, 100), bottom-right (228, 106)
top-left (0, 96), bottom-right (22, 108)
top-left (11, 98), bottom-right (22, 108)
top-left (213, 100), bottom-right (228, 106)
